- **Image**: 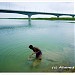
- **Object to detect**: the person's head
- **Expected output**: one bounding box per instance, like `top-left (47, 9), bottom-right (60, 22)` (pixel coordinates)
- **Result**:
top-left (29, 45), bottom-right (33, 49)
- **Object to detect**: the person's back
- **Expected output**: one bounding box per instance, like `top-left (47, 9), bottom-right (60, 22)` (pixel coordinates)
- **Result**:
top-left (29, 45), bottom-right (42, 60)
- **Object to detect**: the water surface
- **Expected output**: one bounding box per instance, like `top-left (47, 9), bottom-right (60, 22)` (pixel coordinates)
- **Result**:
top-left (0, 19), bottom-right (74, 72)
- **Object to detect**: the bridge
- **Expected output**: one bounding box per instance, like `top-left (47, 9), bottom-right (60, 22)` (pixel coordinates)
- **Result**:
top-left (0, 9), bottom-right (75, 25)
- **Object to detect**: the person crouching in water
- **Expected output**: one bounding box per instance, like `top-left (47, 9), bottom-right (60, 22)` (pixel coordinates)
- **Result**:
top-left (29, 45), bottom-right (42, 60)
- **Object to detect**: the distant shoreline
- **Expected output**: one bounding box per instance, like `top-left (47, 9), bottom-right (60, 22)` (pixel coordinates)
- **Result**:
top-left (0, 17), bottom-right (75, 20)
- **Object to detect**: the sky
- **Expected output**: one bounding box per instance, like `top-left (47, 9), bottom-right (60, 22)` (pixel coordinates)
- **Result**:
top-left (0, 2), bottom-right (74, 18)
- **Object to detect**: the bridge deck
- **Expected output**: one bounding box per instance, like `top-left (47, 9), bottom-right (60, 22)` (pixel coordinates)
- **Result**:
top-left (0, 9), bottom-right (75, 16)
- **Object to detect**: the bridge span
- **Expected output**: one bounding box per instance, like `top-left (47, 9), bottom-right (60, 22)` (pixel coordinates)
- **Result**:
top-left (0, 9), bottom-right (75, 24)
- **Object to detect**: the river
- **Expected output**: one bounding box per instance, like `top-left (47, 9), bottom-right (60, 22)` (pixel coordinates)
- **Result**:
top-left (0, 19), bottom-right (75, 72)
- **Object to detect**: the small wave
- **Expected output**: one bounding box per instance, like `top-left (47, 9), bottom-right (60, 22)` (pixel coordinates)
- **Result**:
top-left (67, 21), bottom-right (75, 23)
top-left (0, 25), bottom-right (30, 30)
top-left (46, 59), bottom-right (58, 62)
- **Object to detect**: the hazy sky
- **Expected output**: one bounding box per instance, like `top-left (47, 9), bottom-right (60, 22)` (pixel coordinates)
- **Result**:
top-left (0, 2), bottom-right (74, 18)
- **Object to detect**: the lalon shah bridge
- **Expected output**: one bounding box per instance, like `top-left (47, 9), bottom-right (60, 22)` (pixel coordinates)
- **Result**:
top-left (0, 9), bottom-right (75, 25)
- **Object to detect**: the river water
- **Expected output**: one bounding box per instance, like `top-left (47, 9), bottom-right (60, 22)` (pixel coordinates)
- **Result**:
top-left (0, 19), bottom-right (75, 72)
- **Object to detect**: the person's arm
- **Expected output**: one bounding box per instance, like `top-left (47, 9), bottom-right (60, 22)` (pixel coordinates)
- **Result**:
top-left (29, 52), bottom-right (35, 58)
top-left (32, 52), bottom-right (35, 55)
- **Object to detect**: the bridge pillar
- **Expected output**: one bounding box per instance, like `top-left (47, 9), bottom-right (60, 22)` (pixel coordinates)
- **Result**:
top-left (57, 15), bottom-right (59, 18)
top-left (72, 16), bottom-right (74, 18)
top-left (28, 15), bottom-right (32, 25)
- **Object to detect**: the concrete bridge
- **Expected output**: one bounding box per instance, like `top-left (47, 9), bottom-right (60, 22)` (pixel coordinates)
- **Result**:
top-left (0, 9), bottom-right (75, 25)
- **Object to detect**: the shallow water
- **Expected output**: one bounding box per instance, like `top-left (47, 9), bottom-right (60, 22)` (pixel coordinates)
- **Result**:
top-left (0, 19), bottom-right (75, 72)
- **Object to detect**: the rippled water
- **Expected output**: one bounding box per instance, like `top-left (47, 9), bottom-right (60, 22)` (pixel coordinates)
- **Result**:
top-left (0, 19), bottom-right (74, 72)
